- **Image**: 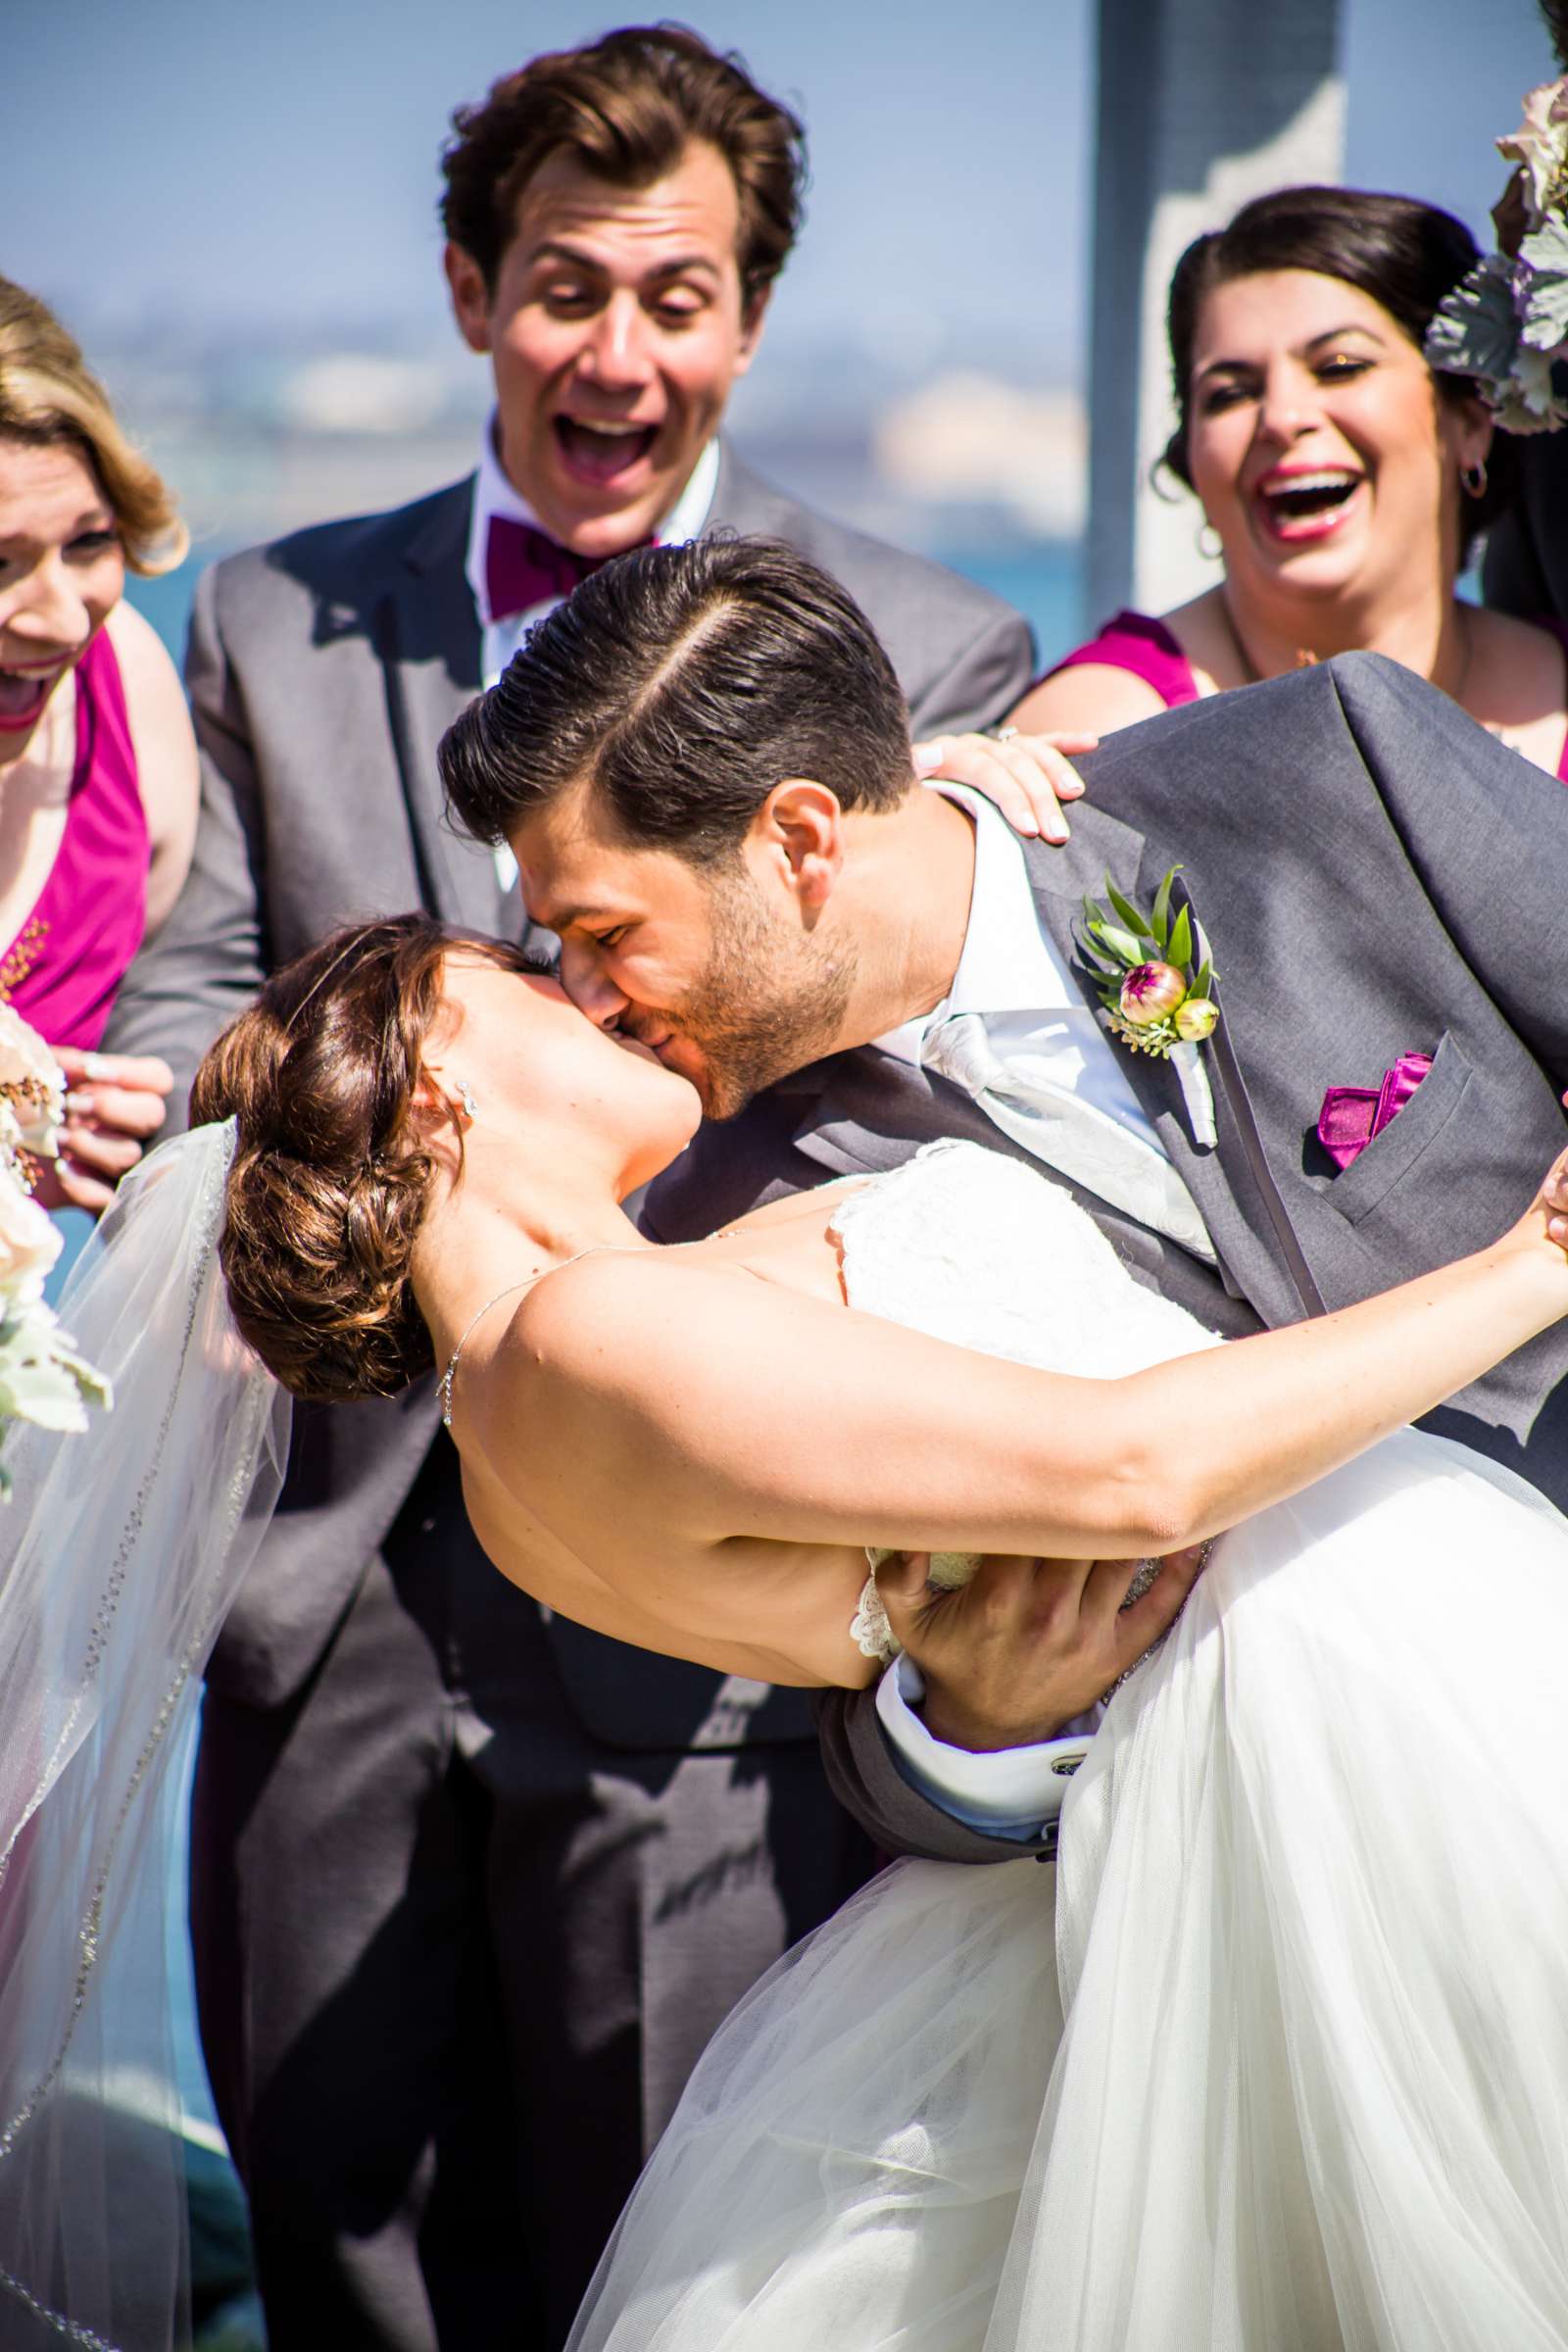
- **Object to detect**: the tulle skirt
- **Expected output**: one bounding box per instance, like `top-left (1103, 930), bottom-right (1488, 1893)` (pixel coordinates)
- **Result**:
top-left (569, 1430), bottom-right (1568, 2351)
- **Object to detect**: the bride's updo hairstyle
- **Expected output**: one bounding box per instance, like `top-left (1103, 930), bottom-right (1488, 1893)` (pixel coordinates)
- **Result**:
top-left (191, 914), bottom-right (536, 1404)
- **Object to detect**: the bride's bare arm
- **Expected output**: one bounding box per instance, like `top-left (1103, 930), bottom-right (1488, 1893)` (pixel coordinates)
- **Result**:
top-left (485, 1153), bottom-right (1568, 1658)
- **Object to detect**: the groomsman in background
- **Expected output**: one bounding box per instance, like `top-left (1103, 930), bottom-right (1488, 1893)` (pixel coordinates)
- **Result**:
top-left (107, 25), bottom-right (1034, 2349)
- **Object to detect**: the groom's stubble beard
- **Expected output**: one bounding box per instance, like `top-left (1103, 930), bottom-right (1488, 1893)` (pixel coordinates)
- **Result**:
top-left (672, 862), bottom-right (858, 1120)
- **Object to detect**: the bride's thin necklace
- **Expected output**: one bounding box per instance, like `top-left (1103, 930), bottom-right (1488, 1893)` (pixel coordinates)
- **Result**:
top-left (440, 1225), bottom-right (743, 1430)
top-left (440, 1251), bottom-right (605, 1430)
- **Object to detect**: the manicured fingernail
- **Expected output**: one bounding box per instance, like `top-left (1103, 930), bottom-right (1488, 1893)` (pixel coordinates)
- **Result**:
top-left (65, 1091), bottom-right (94, 1115)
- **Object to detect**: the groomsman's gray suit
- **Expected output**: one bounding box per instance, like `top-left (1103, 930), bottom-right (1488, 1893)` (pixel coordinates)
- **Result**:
top-left (646, 653), bottom-right (1568, 1871)
top-left (106, 446), bottom-right (1032, 2347)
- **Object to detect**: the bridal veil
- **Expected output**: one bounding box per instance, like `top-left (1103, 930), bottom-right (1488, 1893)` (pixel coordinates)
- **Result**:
top-left (0, 1121), bottom-right (289, 2349)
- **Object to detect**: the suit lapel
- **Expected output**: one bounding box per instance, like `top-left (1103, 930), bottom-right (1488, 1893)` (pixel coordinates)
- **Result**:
top-left (786, 1054), bottom-right (1028, 1179)
top-left (372, 479), bottom-right (507, 932)
top-left (1017, 827), bottom-right (1321, 1321)
top-left (1017, 810), bottom-right (1181, 1161)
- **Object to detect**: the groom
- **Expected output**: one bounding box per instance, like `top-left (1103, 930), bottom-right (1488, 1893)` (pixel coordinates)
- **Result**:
top-left (442, 533), bottom-right (1568, 1864)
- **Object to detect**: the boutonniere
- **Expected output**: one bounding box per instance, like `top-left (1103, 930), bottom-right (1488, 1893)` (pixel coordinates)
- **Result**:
top-left (1079, 866), bottom-right (1219, 1148)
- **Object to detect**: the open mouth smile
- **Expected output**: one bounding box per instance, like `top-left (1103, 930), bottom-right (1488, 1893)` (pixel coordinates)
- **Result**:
top-left (1254, 467), bottom-right (1364, 543)
top-left (0, 662), bottom-right (67, 733)
top-left (553, 416), bottom-right (661, 487)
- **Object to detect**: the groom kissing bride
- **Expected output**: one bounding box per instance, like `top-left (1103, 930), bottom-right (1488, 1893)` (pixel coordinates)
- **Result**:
top-left (445, 531), bottom-right (1568, 1854)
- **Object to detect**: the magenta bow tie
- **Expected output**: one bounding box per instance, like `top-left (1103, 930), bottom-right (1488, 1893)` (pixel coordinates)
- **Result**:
top-left (1317, 1053), bottom-right (1433, 1172)
top-left (483, 515), bottom-right (653, 623)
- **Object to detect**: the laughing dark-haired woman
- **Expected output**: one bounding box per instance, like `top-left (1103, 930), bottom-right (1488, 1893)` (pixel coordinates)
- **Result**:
top-left (1013, 185), bottom-right (1568, 774)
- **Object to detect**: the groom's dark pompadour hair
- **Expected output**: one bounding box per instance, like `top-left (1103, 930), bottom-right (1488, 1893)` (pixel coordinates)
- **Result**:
top-left (440, 536), bottom-right (915, 864)
top-left (440, 26), bottom-right (806, 306)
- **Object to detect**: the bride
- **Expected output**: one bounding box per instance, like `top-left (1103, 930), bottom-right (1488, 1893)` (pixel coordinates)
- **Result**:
top-left (12, 910), bottom-right (1568, 2350)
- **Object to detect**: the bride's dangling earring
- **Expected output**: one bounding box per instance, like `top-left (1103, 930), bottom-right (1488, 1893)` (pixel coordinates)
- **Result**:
top-left (458, 1082), bottom-right (478, 1123)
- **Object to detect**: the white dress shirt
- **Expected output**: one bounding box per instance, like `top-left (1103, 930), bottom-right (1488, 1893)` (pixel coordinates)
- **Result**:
top-left (873, 783), bottom-right (1165, 1152)
top-left (464, 420), bottom-right (721, 892)
top-left (874, 787), bottom-right (1180, 1839)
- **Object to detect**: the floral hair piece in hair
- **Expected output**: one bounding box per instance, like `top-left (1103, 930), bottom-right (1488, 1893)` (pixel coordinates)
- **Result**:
top-left (1425, 76), bottom-right (1568, 433)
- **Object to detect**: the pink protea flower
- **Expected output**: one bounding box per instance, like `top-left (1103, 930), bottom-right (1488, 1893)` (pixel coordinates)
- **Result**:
top-left (1118, 961), bottom-right (1187, 1027)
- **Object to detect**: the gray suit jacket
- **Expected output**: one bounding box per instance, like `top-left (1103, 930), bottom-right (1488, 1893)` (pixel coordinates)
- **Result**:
top-left (648, 651), bottom-right (1568, 1857)
top-left (107, 444), bottom-right (1032, 1727)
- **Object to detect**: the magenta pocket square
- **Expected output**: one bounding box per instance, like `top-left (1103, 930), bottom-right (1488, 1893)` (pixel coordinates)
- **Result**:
top-left (1317, 1053), bottom-right (1434, 1173)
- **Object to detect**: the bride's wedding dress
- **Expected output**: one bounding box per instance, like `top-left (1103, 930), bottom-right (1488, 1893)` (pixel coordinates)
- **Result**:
top-left (570, 1140), bottom-right (1568, 2352)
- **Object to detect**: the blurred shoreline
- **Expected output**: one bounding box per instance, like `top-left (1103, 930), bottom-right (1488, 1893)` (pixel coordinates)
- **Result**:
top-left (110, 328), bottom-right (1088, 672)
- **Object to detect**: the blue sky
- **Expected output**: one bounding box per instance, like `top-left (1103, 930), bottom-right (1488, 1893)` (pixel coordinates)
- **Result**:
top-left (6, 0), bottom-right (1559, 382)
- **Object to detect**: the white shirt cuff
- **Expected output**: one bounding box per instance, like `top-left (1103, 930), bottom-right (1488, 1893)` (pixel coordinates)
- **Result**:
top-left (874, 1654), bottom-right (1095, 1841)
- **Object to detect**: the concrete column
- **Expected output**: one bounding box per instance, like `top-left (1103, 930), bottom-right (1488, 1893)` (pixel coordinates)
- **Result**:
top-left (1086, 0), bottom-right (1346, 625)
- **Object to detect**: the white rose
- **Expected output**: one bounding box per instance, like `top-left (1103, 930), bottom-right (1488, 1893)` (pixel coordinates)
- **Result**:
top-left (0, 1300), bottom-right (109, 1439)
top-left (0, 1004), bottom-right (64, 1162)
top-left (1496, 343), bottom-right (1568, 433)
top-left (0, 1157), bottom-right (62, 1303)
top-left (1498, 77), bottom-right (1568, 219)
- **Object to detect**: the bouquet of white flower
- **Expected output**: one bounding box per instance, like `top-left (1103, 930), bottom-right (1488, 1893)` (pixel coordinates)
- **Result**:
top-left (0, 1006), bottom-right (110, 1491)
top-left (1426, 76), bottom-right (1568, 433)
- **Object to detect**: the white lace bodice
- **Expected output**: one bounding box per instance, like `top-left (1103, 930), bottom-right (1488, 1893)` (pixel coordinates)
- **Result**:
top-left (835, 1141), bottom-right (1221, 1658)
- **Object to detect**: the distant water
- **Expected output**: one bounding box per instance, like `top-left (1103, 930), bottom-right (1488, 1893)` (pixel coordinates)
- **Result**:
top-left (126, 535), bottom-right (1087, 679)
top-left (948, 542), bottom-right (1086, 673)
top-left (122, 560), bottom-right (212, 662)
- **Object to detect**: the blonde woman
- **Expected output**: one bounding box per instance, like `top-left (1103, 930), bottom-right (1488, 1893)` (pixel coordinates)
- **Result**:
top-left (0, 275), bottom-right (194, 1205)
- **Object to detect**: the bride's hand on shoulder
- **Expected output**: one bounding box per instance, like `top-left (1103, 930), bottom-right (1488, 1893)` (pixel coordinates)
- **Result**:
top-left (876, 1544), bottom-right (1210, 1752)
top-left (1521, 1132), bottom-right (1568, 1262)
top-left (1470, 1135), bottom-right (1568, 1327)
top-left (910, 728), bottom-right (1095, 844)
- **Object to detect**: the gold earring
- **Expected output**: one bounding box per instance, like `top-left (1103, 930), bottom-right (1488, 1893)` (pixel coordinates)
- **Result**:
top-left (1461, 459), bottom-right (1489, 500)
